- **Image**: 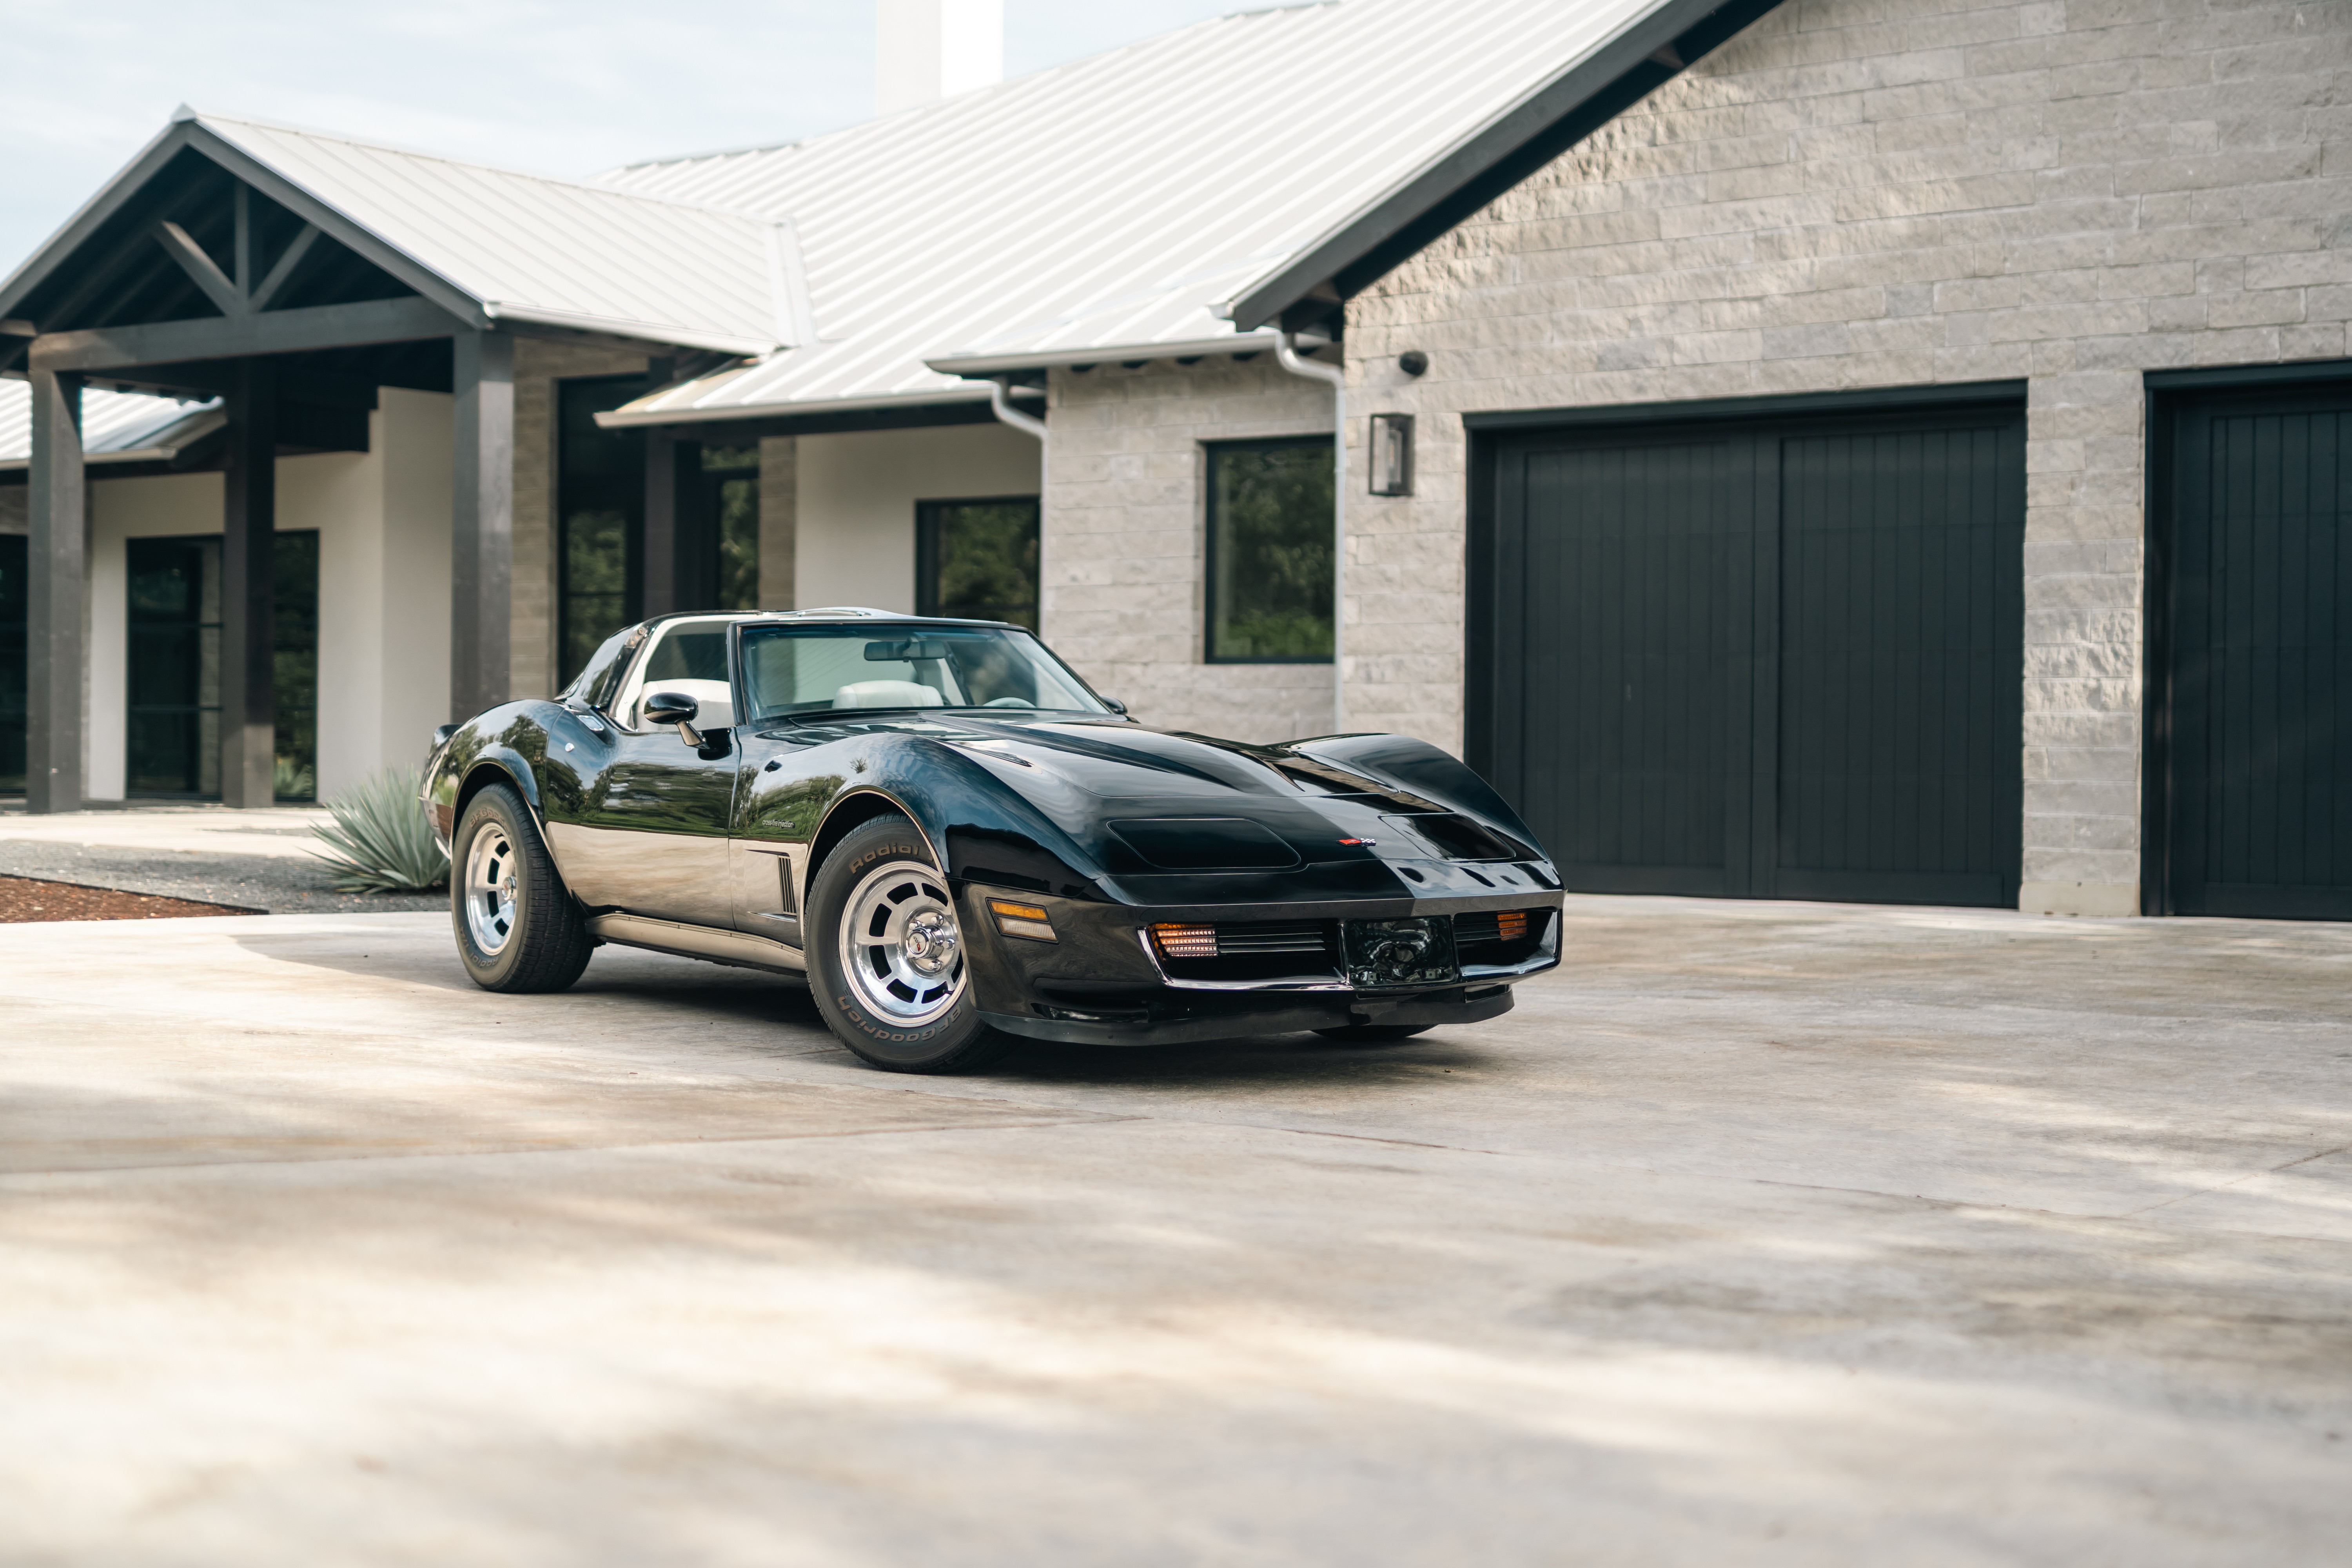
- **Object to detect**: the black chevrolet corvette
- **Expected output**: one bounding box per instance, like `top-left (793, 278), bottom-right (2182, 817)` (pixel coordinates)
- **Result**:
top-left (422, 609), bottom-right (1562, 1073)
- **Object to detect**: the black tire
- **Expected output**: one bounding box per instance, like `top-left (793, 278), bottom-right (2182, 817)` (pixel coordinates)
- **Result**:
top-left (451, 782), bottom-right (593, 994)
top-left (1313, 1023), bottom-right (1435, 1043)
top-left (807, 814), bottom-right (1015, 1074)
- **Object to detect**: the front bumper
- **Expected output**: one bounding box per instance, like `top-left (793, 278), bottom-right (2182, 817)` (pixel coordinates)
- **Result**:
top-left (955, 878), bottom-right (1561, 1047)
top-left (982, 981), bottom-right (1516, 1046)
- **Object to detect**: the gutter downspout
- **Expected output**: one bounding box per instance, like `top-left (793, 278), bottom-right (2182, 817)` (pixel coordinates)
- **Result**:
top-left (1274, 333), bottom-right (1347, 734)
top-left (987, 376), bottom-right (1051, 637)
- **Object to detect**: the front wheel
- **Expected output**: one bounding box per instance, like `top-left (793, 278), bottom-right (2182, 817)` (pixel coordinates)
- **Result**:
top-left (452, 783), bottom-right (593, 993)
top-left (807, 814), bottom-right (1014, 1074)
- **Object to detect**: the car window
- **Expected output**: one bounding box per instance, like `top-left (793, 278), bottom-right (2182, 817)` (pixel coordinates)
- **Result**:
top-left (741, 624), bottom-right (1107, 720)
top-left (614, 619), bottom-right (741, 730)
top-left (643, 629), bottom-right (728, 684)
top-left (562, 625), bottom-right (638, 712)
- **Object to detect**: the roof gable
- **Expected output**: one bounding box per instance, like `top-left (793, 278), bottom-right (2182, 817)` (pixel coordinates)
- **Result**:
top-left (0, 111), bottom-right (785, 360)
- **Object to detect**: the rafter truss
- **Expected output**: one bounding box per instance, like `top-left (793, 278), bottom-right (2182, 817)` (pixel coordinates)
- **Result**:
top-left (147, 187), bottom-right (327, 322)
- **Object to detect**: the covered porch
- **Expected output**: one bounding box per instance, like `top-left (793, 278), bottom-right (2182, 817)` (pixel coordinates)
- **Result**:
top-left (0, 108), bottom-right (780, 812)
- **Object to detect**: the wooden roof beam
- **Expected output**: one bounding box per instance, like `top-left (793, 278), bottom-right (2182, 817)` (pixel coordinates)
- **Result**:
top-left (151, 221), bottom-right (245, 317)
top-left (28, 295), bottom-right (462, 373)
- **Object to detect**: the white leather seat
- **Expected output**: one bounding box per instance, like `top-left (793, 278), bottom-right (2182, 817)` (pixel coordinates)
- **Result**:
top-left (832, 680), bottom-right (944, 710)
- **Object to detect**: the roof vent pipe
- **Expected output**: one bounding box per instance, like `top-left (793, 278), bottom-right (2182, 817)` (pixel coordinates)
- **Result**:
top-left (1274, 332), bottom-right (1347, 735)
top-left (877, 0), bottom-right (1004, 116)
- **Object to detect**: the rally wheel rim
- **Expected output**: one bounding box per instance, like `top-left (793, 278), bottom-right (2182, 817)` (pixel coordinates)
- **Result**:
top-left (838, 858), bottom-right (966, 1025)
top-left (463, 818), bottom-right (519, 957)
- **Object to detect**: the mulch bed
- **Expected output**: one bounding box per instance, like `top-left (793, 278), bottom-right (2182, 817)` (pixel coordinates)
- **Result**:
top-left (0, 875), bottom-right (264, 923)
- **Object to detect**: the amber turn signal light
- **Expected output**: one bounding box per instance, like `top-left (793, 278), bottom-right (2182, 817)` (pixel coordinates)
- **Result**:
top-left (1498, 911), bottom-right (1529, 942)
top-left (1151, 923), bottom-right (1218, 959)
top-left (988, 898), bottom-right (1058, 943)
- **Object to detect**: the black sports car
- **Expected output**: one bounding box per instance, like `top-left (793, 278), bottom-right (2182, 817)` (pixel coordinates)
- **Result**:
top-left (422, 610), bottom-right (1562, 1073)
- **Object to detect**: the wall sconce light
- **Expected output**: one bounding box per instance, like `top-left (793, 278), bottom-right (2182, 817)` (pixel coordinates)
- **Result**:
top-left (1369, 412), bottom-right (1414, 497)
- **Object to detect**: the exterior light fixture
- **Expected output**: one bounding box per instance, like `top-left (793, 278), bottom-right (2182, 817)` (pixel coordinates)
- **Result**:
top-left (989, 898), bottom-right (1058, 942)
top-left (1369, 412), bottom-right (1414, 497)
top-left (1151, 923), bottom-right (1218, 959)
top-left (1397, 350), bottom-right (1429, 376)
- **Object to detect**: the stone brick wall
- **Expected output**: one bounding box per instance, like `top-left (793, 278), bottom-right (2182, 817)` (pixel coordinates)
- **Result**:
top-left (1043, 356), bottom-right (1340, 741)
top-left (1346, 0), bottom-right (2352, 915)
top-left (512, 340), bottom-right (647, 699)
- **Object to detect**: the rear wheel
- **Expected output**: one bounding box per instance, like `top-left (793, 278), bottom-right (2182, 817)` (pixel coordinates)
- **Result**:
top-left (1314, 1023), bottom-right (1434, 1043)
top-left (808, 814), bottom-right (1015, 1074)
top-left (452, 783), bottom-right (593, 993)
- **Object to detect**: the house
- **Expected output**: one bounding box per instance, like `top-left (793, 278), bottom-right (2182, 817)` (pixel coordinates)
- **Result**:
top-left (4, 0), bottom-right (2346, 922)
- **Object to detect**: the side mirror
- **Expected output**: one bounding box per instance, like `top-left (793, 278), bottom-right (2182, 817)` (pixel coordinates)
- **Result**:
top-left (1102, 697), bottom-right (1129, 716)
top-left (643, 690), bottom-right (703, 745)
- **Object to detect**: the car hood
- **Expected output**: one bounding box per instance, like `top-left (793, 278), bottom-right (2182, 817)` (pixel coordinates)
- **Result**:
top-left (765, 711), bottom-right (1537, 873)
top-left (767, 712), bottom-right (1372, 801)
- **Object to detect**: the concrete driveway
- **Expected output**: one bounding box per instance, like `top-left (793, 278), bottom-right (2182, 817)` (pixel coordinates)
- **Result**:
top-left (2, 897), bottom-right (2346, 1566)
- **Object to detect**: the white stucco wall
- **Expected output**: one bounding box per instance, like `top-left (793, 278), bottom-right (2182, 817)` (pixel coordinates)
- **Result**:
top-left (83, 386), bottom-right (451, 801)
top-left (793, 422), bottom-right (1039, 612)
top-left (368, 388), bottom-right (452, 779)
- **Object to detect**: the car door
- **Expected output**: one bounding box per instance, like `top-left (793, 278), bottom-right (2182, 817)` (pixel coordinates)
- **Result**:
top-left (543, 621), bottom-right (740, 927)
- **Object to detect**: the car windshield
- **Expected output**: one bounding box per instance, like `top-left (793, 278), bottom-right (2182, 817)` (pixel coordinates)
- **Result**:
top-left (740, 623), bottom-right (1111, 720)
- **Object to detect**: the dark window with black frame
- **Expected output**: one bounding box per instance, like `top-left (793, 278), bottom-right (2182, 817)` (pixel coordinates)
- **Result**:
top-left (127, 536), bottom-right (222, 797)
top-left (558, 376), bottom-right (650, 687)
top-left (688, 443), bottom-right (761, 613)
top-left (917, 497), bottom-right (1040, 629)
top-left (559, 383), bottom-right (762, 685)
top-left (125, 533), bottom-right (318, 800)
top-left (1205, 439), bottom-right (1333, 662)
top-left (0, 534), bottom-right (25, 795)
top-left (272, 531), bottom-right (319, 800)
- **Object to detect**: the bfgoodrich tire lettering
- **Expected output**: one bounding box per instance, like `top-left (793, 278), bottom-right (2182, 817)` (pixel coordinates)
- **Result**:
top-left (452, 782), bottom-right (593, 994)
top-left (808, 813), bottom-right (1015, 1074)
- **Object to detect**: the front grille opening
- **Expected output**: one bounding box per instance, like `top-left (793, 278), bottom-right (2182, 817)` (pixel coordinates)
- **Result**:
top-left (1453, 907), bottom-right (1551, 967)
top-left (1152, 919), bottom-right (1339, 982)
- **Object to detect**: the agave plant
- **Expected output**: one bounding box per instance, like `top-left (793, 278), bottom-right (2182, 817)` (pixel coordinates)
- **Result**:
top-left (312, 767), bottom-right (450, 893)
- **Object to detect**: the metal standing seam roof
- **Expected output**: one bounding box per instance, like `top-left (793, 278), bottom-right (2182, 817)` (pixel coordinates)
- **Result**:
top-left (186, 111), bottom-right (789, 357)
top-left (0, 382), bottom-right (219, 470)
top-left (0, 109), bottom-right (790, 360)
top-left (590, 0), bottom-right (1685, 427)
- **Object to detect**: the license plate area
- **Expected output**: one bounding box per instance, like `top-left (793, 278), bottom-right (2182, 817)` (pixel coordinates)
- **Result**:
top-left (1342, 917), bottom-right (1459, 991)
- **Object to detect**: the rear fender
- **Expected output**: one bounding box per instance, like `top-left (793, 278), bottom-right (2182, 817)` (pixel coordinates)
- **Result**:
top-left (431, 735), bottom-right (554, 864)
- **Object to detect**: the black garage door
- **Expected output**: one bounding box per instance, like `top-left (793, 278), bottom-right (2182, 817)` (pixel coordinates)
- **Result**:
top-left (2154, 381), bottom-right (2352, 918)
top-left (1471, 397), bottom-right (2024, 907)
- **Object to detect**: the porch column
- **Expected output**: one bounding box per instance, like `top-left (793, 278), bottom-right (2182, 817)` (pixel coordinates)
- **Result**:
top-left (642, 427), bottom-right (680, 615)
top-left (220, 358), bottom-right (276, 808)
top-left (451, 329), bottom-right (514, 721)
top-left (25, 365), bottom-right (83, 814)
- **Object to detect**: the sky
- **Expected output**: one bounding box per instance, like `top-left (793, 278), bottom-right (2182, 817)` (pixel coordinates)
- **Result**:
top-left (0, 0), bottom-right (1267, 270)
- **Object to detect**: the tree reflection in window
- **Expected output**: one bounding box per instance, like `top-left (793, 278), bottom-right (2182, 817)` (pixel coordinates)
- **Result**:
top-left (1207, 439), bottom-right (1332, 662)
top-left (918, 498), bottom-right (1039, 630)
